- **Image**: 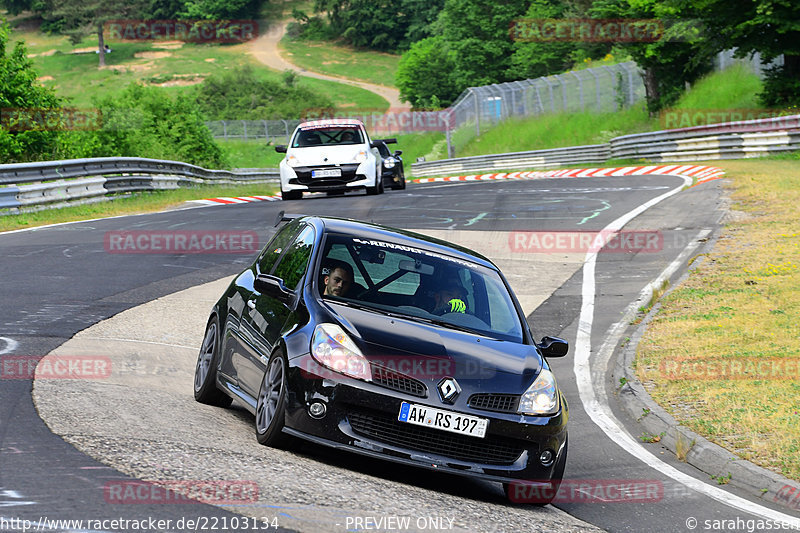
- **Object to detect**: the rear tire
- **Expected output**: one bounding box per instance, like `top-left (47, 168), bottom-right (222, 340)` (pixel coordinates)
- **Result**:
top-left (255, 349), bottom-right (290, 447)
top-left (281, 190), bottom-right (302, 201)
top-left (193, 316), bottom-right (233, 407)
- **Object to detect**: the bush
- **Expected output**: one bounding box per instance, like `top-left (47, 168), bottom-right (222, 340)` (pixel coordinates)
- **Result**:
top-left (759, 63), bottom-right (800, 108)
top-left (195, 65), bottom-right (333, 119)
top-left (90, 83), bottom-right (227, 168)
top-left (0, 20), bottom-right (73, 162)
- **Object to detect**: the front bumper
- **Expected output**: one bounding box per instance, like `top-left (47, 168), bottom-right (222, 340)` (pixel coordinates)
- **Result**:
top-left (281, 164), bottom-right (373, 192)
top-left (283, 355), bottom-right (568, 484)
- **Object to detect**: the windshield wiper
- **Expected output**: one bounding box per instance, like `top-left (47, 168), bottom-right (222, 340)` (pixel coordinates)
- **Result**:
top-left (405, 315), bottom-right (479, 335)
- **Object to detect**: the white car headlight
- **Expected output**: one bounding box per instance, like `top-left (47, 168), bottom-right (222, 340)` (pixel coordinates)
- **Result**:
top-left (311, 324), bottom-right (372, 381)
top-left (287, 155), bottom-right (302, 167)
top-left (352, 150), bottom-right (368, 163)
top-left (383, 156), bottom-right (397, 169)
top-left (518, 369), bottom-right (559, 415)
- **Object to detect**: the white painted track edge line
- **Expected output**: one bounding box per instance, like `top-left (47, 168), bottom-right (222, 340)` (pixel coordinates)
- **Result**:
top-left (573, 176), bottom-right (800, 526)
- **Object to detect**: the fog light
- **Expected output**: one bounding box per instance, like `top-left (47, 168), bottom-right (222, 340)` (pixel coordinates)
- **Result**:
top-left (539, 449), bottom-right (555, 467)
top-left (308, 401), bottom-right (326, 419)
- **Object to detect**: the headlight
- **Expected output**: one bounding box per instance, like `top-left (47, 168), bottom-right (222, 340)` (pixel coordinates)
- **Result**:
top-left (518, 369), bottom-right (559, 415)
top-left (311, 324), bottom-right (372, 381)
top-left (383, 156), bottom-right (397, 169)
top-left (287, 155), bottom-right (301, 167)
top-left (353, 150), bottom-right (368, 163)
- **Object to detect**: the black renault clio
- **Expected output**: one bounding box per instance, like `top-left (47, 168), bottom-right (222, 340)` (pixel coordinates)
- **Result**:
top-left (194, 214), bottom-right (569, 502)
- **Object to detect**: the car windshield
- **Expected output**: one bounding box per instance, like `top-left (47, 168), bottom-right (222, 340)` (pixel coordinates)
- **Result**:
top-left (292, 126), bottom-right (364, 147)
top-left (317, 234), bottom-right (525, 343)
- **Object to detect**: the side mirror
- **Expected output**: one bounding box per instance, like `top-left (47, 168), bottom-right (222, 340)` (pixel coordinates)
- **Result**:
top-left (537, 336), bottom-right (569, 358)
top-left (254, 274), bottom-right (292, 302)
top-left (369, 141), bottom-right (380, 148)
top-left (393, 150), bottom-right (403, 157)
top-left (275, 145), bottom-right (287, 153)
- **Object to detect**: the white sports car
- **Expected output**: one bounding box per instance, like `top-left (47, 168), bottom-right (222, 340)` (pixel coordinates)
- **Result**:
top-left (276, 119), bottom-right (384, 200)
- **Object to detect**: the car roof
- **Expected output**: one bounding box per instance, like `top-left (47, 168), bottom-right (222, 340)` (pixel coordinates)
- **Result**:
top-left (297, 119), bottom-right (365, 129)
top-left (297, 216), bottom-right (497, 270)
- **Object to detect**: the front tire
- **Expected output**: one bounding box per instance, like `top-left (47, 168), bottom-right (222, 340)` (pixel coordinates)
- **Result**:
top-left (281, 190), bottom-right (302, 201)
top-left (193, 316), bottom-right (233, 407)
top-left (255, 349), bottom-right (289, 447)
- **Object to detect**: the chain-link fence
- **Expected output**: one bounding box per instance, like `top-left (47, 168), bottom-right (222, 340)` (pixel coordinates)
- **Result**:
top-left (715, 49), bottom-right (783, 78)
top-left (205, 119), bottom-right (302, 143)
top-left (444, 61), bottom-right (644, 156)
top-left (206, 51), bottom-right (784, 159)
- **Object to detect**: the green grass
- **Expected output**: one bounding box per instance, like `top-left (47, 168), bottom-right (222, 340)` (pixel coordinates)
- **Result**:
top-left (455, 64), bottom-right (765, 158)
top-left (673, 64), bottom-right (763, 110)
top-left (216, 131), bottom-right (445, 170)
top-left (10, 24), bottom-right (385, 111)
top-left (0, 184), bottom-right (278, 233)
top-left (218, 139), bottom-right (286, 168)
top-left (280, 37), bottom-right (401, 89)
top-left (636, 159), bottom-right (800, 481)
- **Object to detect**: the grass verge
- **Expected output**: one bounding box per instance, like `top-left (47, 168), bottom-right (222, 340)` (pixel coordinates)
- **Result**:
top-left (635, 159), bottom-right (800, 481)
top-left (280, 37), bottom-right (401, 89)
top-left (0, 184), bottom-right (277, 233)
top-left (454, 64), bottom-right (766, 158)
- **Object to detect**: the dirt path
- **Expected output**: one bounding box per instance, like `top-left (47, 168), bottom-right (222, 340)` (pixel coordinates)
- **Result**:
top-left (249, 21), bottom-right (410, 111)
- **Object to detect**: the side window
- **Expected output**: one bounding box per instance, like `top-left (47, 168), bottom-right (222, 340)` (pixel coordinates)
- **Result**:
top-left (257, 221), bottom-right (300, 274)
top-left (272, 226), bottom-right (316, 290)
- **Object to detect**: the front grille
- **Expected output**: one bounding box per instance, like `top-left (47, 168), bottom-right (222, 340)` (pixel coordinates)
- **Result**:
top-left (347, 409), bottom-right (524, 465)
top-left (371, 365), bottom-right (426, 397)
top-left (292, 164), bottom-right (361, 187)
top-left (468, 393), bottom-right (520, 413)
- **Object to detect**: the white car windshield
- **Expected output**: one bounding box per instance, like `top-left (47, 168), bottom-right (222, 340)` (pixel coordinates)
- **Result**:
top-left (292, 126), bottom-right (364, 148)
top-left (318, 234), bottom-right (526, 343)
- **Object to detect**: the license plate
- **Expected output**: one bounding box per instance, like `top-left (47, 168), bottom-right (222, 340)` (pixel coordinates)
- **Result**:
top-left (398, 402), bottom-right (488, 438)
top-left (312, 168), bottom-right (341, 178)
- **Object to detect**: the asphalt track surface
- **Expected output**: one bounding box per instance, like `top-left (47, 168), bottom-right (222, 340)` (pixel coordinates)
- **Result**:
top-left (2, 175), bottom-right (799, 532)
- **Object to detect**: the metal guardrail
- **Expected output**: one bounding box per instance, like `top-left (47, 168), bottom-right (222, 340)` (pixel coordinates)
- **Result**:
top-left (0, 157), bottom-right (279, 211)
top-left (411, 145), bottom-right (610, 177)
top-left (412, 114), bottom-right (800, 177)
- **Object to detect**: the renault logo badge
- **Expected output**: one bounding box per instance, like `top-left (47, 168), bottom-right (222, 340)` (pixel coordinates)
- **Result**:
top-left (437, 377), bottom-right (461, 404)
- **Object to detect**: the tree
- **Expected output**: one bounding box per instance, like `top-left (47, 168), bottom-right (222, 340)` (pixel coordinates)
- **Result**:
top-left (44, 0), bottom-right (147, 67)
top-left (0, 20), bottom-right (70, 162)
top-left (506, 0), bottom-right (579, 80)
top-left (437, 0), bottom-right (529, 88)
top-left (591, 0), bottom-right (715, 113)
top-left (670, 0), bottom-right (800, 106)
top-left (306, 0), bottom-right (443, 51)
top-left (396, 36), bottom-right (461, 108)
